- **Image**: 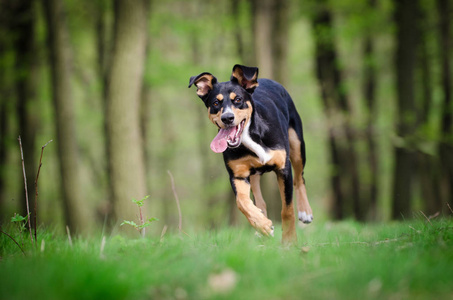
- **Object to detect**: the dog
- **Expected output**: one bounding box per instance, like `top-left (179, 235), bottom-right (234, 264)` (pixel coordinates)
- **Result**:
top-left (189, 64), bottom-right (312, 244)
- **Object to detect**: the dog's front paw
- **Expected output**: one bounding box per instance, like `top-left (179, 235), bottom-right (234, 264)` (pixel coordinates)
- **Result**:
top-left (298, 211), bottom-right (313, 224)
top-left (250, 214), bottom-right (274, 237)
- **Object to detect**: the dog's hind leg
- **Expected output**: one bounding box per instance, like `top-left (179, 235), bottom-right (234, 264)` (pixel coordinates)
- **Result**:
top-left (250, 174), bottom-right (268, 217)
top-left (276, 164), bottom-right (297, 244)
top-left (288, 128), bottom-right (313, 224)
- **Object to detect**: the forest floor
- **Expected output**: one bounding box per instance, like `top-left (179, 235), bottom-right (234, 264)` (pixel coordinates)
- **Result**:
top-left (1, 218), bottom-right (453, 300)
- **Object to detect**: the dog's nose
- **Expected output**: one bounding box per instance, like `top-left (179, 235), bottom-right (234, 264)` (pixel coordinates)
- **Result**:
top-left (221, 113), bottom-right (235, 125)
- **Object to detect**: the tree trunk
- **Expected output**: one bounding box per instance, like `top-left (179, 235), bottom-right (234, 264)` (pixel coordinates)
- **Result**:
top-left (250, 0), bottom-right (291, 220)
top-left (363, 0), bottom-right (378, 220)
top-left (271, 0), bottom-right (290, 85)
top-left (311, 1), bottom-right (362, 220)
top-left (12, 0), bottom-right (39, 222)
top-left (417, 5), bottom-right (442, 215)
top-left (231, 0), bottom-right (254, 65)
top-left (251, 0), bottom-right (273, 78)
top-left (94, 0), bottom-right (115, 223)
top-left (391, 0), bottom-right (418, 220)
top-left (437, 0), bottom-right (453, 209)
top-left (0, 6), bottom-right (12, 221)
top-left (43, 0), bottom-right (89, 234)
top-left (106, 0), bottom-right (149, 231)
top-left (251, 0), bottom-right (290, 85)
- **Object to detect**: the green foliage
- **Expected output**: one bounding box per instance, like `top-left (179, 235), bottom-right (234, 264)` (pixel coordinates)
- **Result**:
top-left (131, 195), bottom-right (149, 208)
top-left (1, 220), bottom-right (452, 299)
top-left (10, 213), bottom-right (29, 233)
top-left (10, 213), bottom-right (28, 223)
top-left (120, 196), bottom-right (158, 234)
top-left (120, 219), bottom-right (158, 231)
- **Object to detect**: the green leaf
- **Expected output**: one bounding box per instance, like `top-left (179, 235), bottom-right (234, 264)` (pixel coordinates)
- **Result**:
top-left (132, 195), bottom-right (150, 207)
top-left (11, 214), bottom-right (28, 223)
top-left (120, 220), bottom-right (138, 228)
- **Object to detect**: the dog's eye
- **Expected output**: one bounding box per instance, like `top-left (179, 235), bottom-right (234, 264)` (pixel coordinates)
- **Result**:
top-left (213, 100), bottom-right (220, 107)
top-left (234, 97), bottom-right (242, 104)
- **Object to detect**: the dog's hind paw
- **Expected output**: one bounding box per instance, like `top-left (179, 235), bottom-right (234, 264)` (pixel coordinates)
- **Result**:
top-left (298, 211), bottom-right (313, 224)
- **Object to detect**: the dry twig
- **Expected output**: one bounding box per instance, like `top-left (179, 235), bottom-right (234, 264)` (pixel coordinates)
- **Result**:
top-left (66, 226), bottom-right (73, 247)
top-left (18, 136), bottom-right (34, 246)
top-left (34, 139), bottom-right (53, 244)
top-left (160, 225), bottom-right (168, 242)
top-left (167, 170), bottom-right (182, 235)
top-left (420, 210), bottom-right (432, 225)
top-left (0, 226), bottom-right (26, 256)
top-left (447, 203), bottom-right (453, 215)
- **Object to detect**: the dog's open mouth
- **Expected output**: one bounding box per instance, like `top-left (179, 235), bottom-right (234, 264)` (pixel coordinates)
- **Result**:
top-left (210, 119), bottom-right (246, 153)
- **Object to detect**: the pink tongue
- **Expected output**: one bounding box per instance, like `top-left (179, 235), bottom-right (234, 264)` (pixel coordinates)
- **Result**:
top-left (210, 127), bottom-right (236, 153)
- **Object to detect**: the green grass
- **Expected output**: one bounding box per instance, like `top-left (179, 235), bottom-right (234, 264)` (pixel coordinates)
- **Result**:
top-left (1, 218), bottom-right (453, 300)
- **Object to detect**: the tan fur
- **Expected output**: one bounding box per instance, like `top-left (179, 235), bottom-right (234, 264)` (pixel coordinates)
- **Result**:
top-left (250, 174), bottom-right (267, 217)
top-left (277, 176), bottom-right (297, 244)
top-left (195, 74), bottom-right (215, 97)
top-left (233, 179), bottom-right (273, 235)
top-left (227, 149), bottom-right (286, 178)
top-left (231, 69), bottom-right (259, 90)
top-left (231, 101), bottom-right (253, 127)
top-left (208, 101), bottom-right (252, 129)
top-left (208, 107), bottom-right (222, 127)
top-left (288, 128), bottom-right (312, 219)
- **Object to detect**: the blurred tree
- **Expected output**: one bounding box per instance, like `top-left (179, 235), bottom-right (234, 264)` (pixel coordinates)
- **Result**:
top-left (311, 0), bottom-right (362, 220)
top-left (437, 0), bottom-right (453, 209)
top-left (0, 1), bottom-right (14, 222)
top-left (251, 0), bottom-right (290, 84)
top-left (391, 0), bottom-right (419, 219)
top-left (251, 0), bottom-right (273, 78)
top-left (250, 0), bottom-right (291, 221)
top-left (362, 0), bottom-right (378, 220)
top-left (231, 0), bottom-right (254, 65)
top-left (417, 1), bottom-right (442, 215)
top-left (12, 0), bottom-right (39, 222)
top-left (43, 0), bottom-right (89, 233)
top-left (271, 0), bottom-right (290, 85)
top-left (94, 0), bottom-right (114, 222)
top-left (106, 0), bottom-right (149, 229)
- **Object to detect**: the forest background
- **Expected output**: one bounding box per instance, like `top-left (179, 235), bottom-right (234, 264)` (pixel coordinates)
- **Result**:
top-left (0, 0), bottom-right (452, 236)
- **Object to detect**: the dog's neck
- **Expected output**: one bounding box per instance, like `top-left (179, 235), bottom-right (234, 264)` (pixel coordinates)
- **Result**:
top-left (241, 120), bottom-right (271, 164)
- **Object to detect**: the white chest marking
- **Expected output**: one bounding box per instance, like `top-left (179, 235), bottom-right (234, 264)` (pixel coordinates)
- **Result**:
top-left (241, 121), bottom-right (271, 164)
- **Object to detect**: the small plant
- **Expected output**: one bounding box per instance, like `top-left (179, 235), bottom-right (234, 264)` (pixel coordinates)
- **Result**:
top-left (0, 213), bottom-right (29, 256)
top-left (11, 213), bottom-right (29, 234)
top-left (120, 195), bottom-right (158, 237)
top-left (10, 213), bottom-right (30, 253)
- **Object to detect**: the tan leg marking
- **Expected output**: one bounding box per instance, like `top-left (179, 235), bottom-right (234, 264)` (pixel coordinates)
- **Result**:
top-left (233, 179), bottom-right (273, 236)
top-left (288, 128), bottom-right (313, 223)
top-left (277, 175), bottom-right (297, 244)
top-left (250, 174), bottom-right (267, 217)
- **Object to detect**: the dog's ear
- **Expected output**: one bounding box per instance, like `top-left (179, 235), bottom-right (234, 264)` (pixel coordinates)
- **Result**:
top-left (231, 64), bottom-right (259, 94)
top-left (188, 72), bottom-right (217, 99)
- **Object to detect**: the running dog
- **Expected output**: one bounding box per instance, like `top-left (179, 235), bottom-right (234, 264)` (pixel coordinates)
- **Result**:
top-left (189, 64), bottom-right (312, 244)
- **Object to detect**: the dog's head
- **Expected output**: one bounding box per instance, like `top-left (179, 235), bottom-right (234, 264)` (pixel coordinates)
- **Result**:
top-left (189, 64), bottom-right (259, 153)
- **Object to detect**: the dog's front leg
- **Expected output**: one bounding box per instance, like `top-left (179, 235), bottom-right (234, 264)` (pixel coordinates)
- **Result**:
top-left (231, 177), bottom-right (274, 236)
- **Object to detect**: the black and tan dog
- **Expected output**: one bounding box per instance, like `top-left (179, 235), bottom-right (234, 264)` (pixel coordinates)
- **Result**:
top-left (189, 64), bottom-right (312, 244)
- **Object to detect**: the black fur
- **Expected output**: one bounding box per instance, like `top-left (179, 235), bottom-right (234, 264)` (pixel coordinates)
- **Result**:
top-left (189, 64), bottom-right (310, 239)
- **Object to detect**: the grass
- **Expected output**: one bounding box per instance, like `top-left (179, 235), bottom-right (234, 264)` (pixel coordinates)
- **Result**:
top-left (1, 218), bottom-right (453, 300)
